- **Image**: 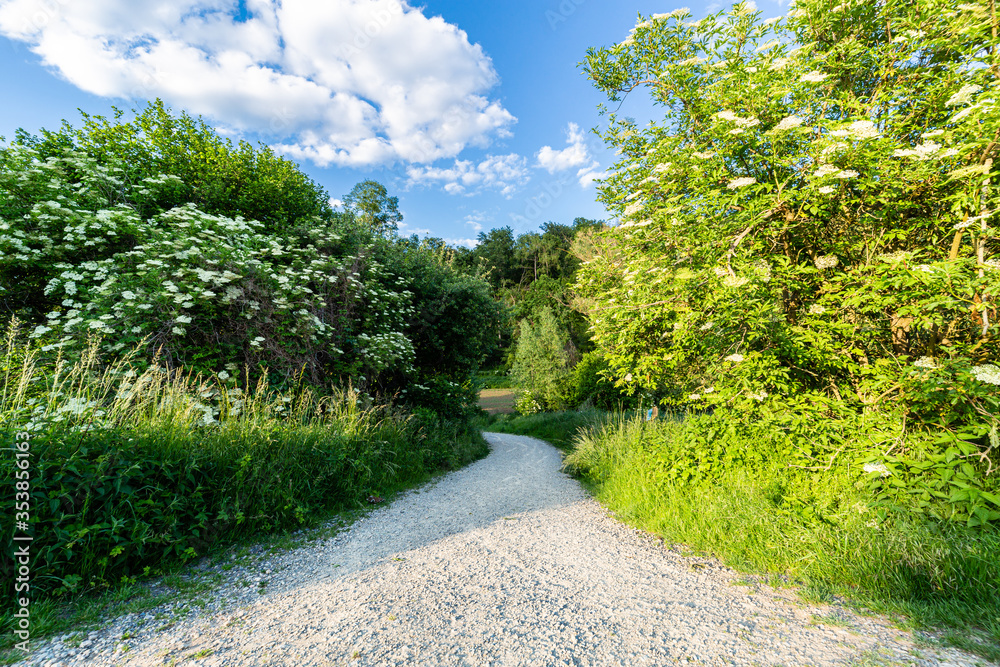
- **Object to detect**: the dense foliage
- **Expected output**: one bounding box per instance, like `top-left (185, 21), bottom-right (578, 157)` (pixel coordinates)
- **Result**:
top-left (0, 102), bottom-right (502, 415)
top-left (578, 0), bottom-right (1000, 524)
top-left (0, 328), bottom-right (487, 603)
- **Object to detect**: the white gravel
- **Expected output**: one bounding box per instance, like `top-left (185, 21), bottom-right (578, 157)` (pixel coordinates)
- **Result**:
top-left (22, 432), bottom-right (991, 666)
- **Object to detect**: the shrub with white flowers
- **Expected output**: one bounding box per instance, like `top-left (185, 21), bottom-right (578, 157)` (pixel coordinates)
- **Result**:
top-left (577, 0), bottom-right (999, 518)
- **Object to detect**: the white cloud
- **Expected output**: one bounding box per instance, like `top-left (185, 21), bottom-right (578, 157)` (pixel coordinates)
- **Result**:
top-left (406, 153), bottom-right (529, 198)
top-left (0, 0), bottom-right (515, 167)
top-left (329, 198), bottom-right (344, 208)
top-left (535, 122), bottom-right (605, 187)
top-left (445, 237), bottom-right (479, 249)
top-left (463, 212), bottom-right (486, 233)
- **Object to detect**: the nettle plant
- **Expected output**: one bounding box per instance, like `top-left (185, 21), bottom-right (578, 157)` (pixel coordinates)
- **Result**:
top-left (0, 145), bottom-right (415, 388)
top-left (578, 0), bottom-right (999, 511)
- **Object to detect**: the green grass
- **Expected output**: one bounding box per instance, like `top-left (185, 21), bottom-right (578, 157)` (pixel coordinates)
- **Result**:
top-left (559, 413), bottom-right (1000, 661)
top-left (479, 408), bottom-right (612, 451)
top-left (0, 321), bottom-right (490, 663)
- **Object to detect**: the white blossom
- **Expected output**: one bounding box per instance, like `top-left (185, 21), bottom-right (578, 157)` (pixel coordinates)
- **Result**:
top-left (913, 356), bottom-right (937, 369)
top-left (725, 353), bottom-right (744, 362)
top-left (814, 255), bottom-right (839, 270)
top-left (863, 462), bottom-right (891, 477)
top-left (808, 304), bottom-right (826, 315)
top-left (727, 177), bottom-right (757, 189)
top-left (800, 71), bottom-right (829, 83)
top-left (772, 115), bottom-right (804, 132)
top-left (971, 364), bottom-right (1000, 385)
top-left (818, 186), bottom-right (836, 195)
top-left (945, 84), bottom-right (982, 107)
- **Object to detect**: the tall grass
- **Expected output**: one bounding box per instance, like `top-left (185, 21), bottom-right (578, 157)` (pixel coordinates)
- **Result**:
top-left (1, 320), bottom-right (487, 612)
top-left (565, 414), bottom-right (1000, 659)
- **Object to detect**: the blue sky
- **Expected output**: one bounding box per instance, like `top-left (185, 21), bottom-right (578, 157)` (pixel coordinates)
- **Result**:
top-left (0, 0), bottom-right (785, 246)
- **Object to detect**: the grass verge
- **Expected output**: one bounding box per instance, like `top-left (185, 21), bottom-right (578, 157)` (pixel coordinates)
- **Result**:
top-left (559, 412), bottom-right (1000, 661)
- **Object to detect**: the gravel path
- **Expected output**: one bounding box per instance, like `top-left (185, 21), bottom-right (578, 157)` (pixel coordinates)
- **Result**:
top-left (24, 433), bottom-right (988, 666)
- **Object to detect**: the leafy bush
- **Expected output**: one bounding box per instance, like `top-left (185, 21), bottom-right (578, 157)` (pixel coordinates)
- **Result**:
top-left (0, 328), bottom-right (487, 606)
top-left (578, 0), bottom-right (1000, 521)
top-left (0, 104), bottom-right (503, 414)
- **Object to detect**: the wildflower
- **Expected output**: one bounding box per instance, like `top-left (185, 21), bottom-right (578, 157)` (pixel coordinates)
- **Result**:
top-left (808, 304), bottom-right (826, 315)
top-left (172, 327), bottom-right (185, 335)
top-left (835, 169), bottom-right (859, 178)
top-left (725, 353), bottom-right (744, 362)
top-left (945, 84), bottom-right (982, 107)
top-left (724, 275), bottom-right (749, 287)
top-left (818, 186), bottom-right (836, 195)
top-left (813, 164), bottom-right (840, 178)
top-left (727, 177), bottom-right (757, 189)
top-left (863, 462), bottom-right (891, 477)
top-left (772, 115), bottom-right (803, 131)
top-left (122, 290), bottom-right (137, 300)
top-left (768, 58), bottom-right (789, 70)
top-left (913, 356), bottom-right (937, 369)
top-left (915, 265), bottom-right (933, 273)
top-left (693, 151), bottom-right (716, 159)
top-left (30, 325), bottom-right (51, 338)
top-left (800, 71), bottom-right (829, 83)
top-left (971, 364), bottom-right (1000, 385)
top-left (689, 393), bottom-right (702, 400)
top-left (848, 120), bottom-right (879, 138)
top-left (814, 255), bottom-right (839, 270)
top-left (218, 371), bottom-right (230, 381)
top-left (750, 391), bottom-right (768, 401)
top-left (176, 315), bottom-right (193, 324)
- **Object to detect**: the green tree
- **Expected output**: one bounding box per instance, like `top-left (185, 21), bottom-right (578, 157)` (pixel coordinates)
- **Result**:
top-left (342, 180), bottom-right (403, 234)
top-left (511, 307), bottom-right (578, 410)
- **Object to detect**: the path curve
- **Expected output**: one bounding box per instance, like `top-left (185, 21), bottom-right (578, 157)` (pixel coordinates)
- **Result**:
top-left (25, 433), bottom-right (984, 666)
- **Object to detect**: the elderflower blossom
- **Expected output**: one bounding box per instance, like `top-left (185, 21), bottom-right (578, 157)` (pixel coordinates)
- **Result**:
top-left (835, 169), bottom-right (859, 178)
top-left (849, 120), bottom-right (879, 138)
top-left (818, 186), bottom-right (836, 195)
top-left (800, 71), bottom-right (829, 83)
top-left (863, 462), bottom-right (891, 477)
top-left (725, 353), bottom-right (744, 362)
top-left (808, 304), bottom-right (826, 315)
top-left (692, 151), bottom-right (716, 159)
top-left (971, 364), bottom-right (1000, 385)
top-left (724, 275), bottom-right (749, 287)
top-left (945, 84), bottom-right (982, 107)
top-left (727, 177), bottom-right (757, 189)
top-left (814, 255), bottom-right (839, 270)
top-left (813, 164), bottom-right (840, 178)
top-left (176, 315), bottom-right (192, 324)
top-left (913, 356), bottom-right (937, 369)
top-left (218, 371), bottom-right (230, 381)
top-left (768, 57), bottom-right (789, 70)
top-left (772, 115), bottom-right (803, 131)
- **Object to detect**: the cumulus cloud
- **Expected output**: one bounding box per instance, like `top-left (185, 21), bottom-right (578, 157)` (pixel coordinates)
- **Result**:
top-left (406, 154), bottom-right (529, 198)
top-left (0, 0), bottom-right (516, 167)
top-left (535, 122), bottom-right (605, 187)
top-left (329, 198), bottom-right (344, 208)
top-left (445, 238), bottom-right (479, 249)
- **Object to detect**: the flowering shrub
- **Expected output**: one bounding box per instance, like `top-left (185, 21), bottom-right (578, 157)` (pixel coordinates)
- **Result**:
top-left (578, 0), bottom-right (1000, 522)
top-left (1, 104), bottom-right (502, 414)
